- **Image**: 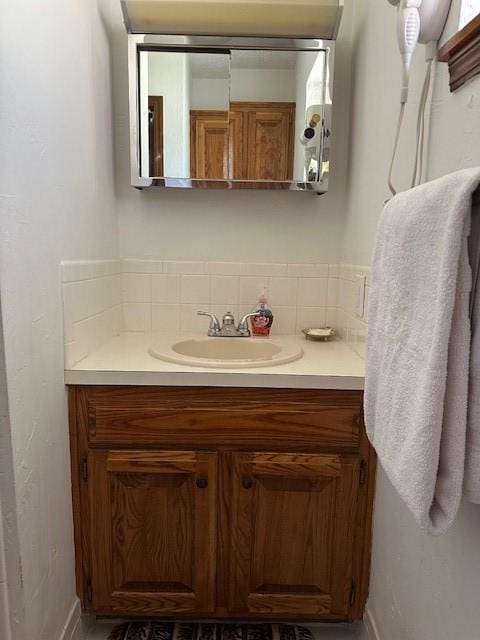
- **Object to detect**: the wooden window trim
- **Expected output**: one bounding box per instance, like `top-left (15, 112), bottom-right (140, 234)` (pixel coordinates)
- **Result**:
top-left (438, 13), bottom-right (480, 91)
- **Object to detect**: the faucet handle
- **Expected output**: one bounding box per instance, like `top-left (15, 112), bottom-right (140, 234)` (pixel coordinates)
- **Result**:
top-left (197, 311), bottom-right (221, 336)
top-left (237, 312), bottom-right (257, 337)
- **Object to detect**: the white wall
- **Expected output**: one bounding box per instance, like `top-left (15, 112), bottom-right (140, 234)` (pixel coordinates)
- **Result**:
top-left (190, 69), bottom-right (296, 109)
top-left (0, 1), bottom-right (118, 639)
top-left (342, 2), bottom-right (480, 639)
top-left (149, 52), bottom-right (191, 177)
top-left (230, 68), bottom-right (296, 102)
top-left (190, 78), bottom-right (230, 110)
top-left (110, 3), bottom-right (355, 265)
top-left (0, 302), bottom-right (24, 640)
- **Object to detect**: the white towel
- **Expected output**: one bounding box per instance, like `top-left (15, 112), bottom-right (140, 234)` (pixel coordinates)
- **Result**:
top-left (465, 194), bottom-right (480, 503)
top-left (365, 168), bottom-right (480, 535)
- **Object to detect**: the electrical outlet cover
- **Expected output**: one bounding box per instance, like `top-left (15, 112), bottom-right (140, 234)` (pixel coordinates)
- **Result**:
top-left (354, 275), bottom-right (366, 318)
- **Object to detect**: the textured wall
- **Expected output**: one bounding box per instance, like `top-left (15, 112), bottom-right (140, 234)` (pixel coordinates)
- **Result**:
top-left (342, 1), bottom-right (480, 639)
top-left (0, 1), bottom-right (118, 638)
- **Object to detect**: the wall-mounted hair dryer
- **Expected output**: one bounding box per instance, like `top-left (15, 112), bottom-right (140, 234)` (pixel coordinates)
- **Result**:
top-left (387, 0), bottom-right (452, 194)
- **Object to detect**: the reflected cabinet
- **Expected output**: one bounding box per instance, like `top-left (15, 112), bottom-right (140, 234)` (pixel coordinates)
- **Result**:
top-left (128, 36), bottom-right (335, 192)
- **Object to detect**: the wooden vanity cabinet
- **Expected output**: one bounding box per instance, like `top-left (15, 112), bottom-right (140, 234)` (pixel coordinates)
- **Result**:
top-left (68, 386), bottom-right (375, 622)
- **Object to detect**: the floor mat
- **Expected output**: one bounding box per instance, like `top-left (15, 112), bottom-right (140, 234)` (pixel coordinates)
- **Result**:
top-left (108, 622), bottom-right (314, 640)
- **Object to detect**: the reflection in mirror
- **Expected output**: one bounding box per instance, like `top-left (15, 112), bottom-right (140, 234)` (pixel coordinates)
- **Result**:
top-left (139, 48), bottom-right (328, 187)
top-left (189, 53), bottom-right (230, 180)
top-left (141, 50), bottom-right (230, 180)
top-left (229, 50), bottom-right (327, 183)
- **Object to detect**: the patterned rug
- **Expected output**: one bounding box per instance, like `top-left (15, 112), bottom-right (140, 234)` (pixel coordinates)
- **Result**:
top-left (108, 622), bottom-right (314, 640)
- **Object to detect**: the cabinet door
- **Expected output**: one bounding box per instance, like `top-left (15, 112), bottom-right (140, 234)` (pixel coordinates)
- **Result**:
top-left (245, 107), bottom-right (294, 181)
top-left (229, 452), bottom-right (359, 617)
top-left (190, 111), bottom-right (229, 179)
top-left (89, 450), bottom-right (216, 615)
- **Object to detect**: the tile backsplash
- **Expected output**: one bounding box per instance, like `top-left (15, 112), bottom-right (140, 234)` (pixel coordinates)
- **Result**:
top-left (335, 264), bottom-right (370, 360)
top-left (61, 260), bottom-right (122, 368)
top-left (121, 259), bottom-right (335, 336)
top-left (61, 259), bottom-right (370, 367)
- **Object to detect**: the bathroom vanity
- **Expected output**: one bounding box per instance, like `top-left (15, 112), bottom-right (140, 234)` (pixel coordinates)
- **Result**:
top-left (67, 336), bottom-right (375, 622)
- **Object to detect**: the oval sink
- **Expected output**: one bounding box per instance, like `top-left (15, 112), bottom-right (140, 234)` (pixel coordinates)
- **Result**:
top-left (149, 337), bottom-right (303, 369)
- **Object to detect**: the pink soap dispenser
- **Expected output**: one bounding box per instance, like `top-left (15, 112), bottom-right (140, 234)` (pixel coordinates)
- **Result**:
top-left (250, 292), bottom-right (274, 336)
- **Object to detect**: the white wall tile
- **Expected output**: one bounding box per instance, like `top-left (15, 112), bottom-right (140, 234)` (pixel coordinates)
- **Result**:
top-left (328, 264), bottom-right (341, 278)
top-left (122, 273), bottom-right (151, 303)
top-left (271, 307), bottom-right (297, 335)
top-left (64, 341), bottom-right (88, 369)
top-left (122, 259), bottom-right (163, 274)
top-left (297, 278), bottom-right (328, 307)
top-left (164, 260), bottom-right (205, 274)
top-left (268, 277), bottom-right (298, 306)
top-left (239, 277), bottom-right (269, 305)
top-left (338, 278), bottom-right (356, 313)
top-left (181, 304), bottom-right (211, 332)
top-left (242, 263), bottom-right (288, 277)
top-left (327, 277), bottom-right (339, 307)
top-left (181, 275), bottom-right (210, 304)
top-left (325, 307), bottom-right (338, 329)
top-left (63, 275), bottom-right (120, 323)
top-left (205, 262), bottom-right (244, 276)
top-left (287, 263), bottom-right (329, 278)
top-left (62, 261), bottom-right (371, 360)
top-left (152, 304), bottom-right (181, 332)
top-left (62, 261), bottom-right (123, 367)
top-left (296, 307), bottom-right (327, 332)
top-left (123, 303), bottom-right (151, 332)
top-left (210, 276), bottom-right (239, 306)
top-left (152, 274), bottom-right (181, 303)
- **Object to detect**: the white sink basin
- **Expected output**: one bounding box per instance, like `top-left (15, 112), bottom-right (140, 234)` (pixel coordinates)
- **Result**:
top-left (149, 337), bottom-right (304, 369)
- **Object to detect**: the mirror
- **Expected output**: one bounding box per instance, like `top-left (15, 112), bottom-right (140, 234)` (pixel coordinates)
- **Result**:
top-left (131, 38), bottom-right (333, 192)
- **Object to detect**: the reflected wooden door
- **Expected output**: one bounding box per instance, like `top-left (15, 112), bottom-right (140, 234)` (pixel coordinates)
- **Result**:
top-left (190, 111), bottom-right (229, 179)
top-left (245, 106), bottom-right (295, 180)
top-left (89, 450), bottom-right (217, 615)
top-left (148, 96), bottom-right (164, 177)
top-left (228, 102), bottom-right (295, 181)
top-left (228, 452), bottom-right (359, 617)
top-left (228, 110), bottom-right (245, 180)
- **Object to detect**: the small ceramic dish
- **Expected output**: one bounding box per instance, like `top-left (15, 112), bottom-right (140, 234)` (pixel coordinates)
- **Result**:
top-left (302, 327), bottom-right (336, 341)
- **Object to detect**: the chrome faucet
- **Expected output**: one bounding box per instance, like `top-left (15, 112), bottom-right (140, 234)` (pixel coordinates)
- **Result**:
top-left (197, 310), bottom-right (257, 337)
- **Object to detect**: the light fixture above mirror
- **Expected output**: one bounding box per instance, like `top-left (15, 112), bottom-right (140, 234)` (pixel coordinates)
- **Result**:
top-left (121, 0), bottom-right (344, 39)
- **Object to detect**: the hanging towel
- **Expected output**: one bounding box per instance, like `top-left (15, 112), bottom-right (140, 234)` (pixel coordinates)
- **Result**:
top-left (365, 167), bottom-right (480, 535)
top-left (465, 192), bottom-right (480, 503)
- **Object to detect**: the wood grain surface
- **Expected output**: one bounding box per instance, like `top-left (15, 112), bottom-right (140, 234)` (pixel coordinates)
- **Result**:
top-left (68, 385), bottom-right (375, 621)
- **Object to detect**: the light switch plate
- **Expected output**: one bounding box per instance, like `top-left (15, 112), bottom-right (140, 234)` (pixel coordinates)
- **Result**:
top-left (354, 274), bottom-right (366, 318)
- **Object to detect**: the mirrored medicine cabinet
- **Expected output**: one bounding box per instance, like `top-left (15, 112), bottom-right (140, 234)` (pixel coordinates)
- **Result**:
top-left (128, 35), bottom-right (335, 193)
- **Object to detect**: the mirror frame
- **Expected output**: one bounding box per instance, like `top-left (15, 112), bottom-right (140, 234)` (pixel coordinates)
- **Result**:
top-left (128, 34), bottom-right (335, 193)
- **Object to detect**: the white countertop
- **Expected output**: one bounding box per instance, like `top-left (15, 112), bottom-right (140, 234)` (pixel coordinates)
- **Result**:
top-left (65, 333), bottom-right (365, 390)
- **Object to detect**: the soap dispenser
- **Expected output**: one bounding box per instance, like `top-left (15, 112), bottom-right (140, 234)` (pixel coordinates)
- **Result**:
top-left (251, 292), bottom-right (274, 336)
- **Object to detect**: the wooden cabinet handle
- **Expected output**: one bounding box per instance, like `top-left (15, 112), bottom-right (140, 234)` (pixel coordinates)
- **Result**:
top-left (242, 477), bottom-right (254, 489)
top-left (196, 477), bottom-right (208, 489)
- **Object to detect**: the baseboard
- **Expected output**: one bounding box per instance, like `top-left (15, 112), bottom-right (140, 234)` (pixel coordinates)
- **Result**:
top-left (58, 598), bottom-right (85, 640)
top-left (363, 606), bottom-right (381, 640)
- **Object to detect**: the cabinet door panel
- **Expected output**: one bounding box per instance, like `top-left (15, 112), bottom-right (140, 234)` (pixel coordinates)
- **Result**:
top-left (90, 450), bottom-right (216, 614)
top-left (190, 111), bottom-right (229, 179)
top-left (229, 452), bottom-right (358, 617)
top-left (246, 109), bottom-right (294, 181)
